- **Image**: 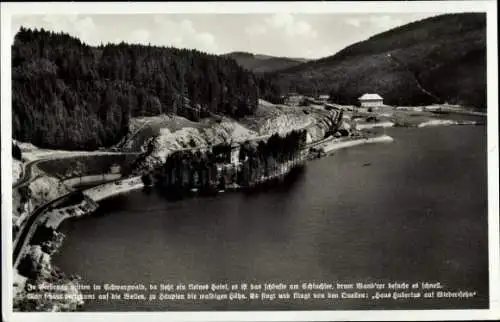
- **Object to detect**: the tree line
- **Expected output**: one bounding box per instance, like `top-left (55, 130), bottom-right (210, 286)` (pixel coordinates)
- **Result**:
top-left (237, 129), bottom-right (307, 186)
top-left (145, 129), bottom-right (308, 197)
top-left (12, 27), bottom-right (282, 150)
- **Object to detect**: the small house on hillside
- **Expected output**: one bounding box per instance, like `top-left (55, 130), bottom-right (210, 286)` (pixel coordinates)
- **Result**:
top-left (358, 93), bottom-right (384, 108)
top-left (318, 94), bottom-right (330, 102)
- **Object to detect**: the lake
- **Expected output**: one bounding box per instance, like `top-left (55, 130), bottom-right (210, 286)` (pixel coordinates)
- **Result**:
top-left (53, 125), bottom-right (489, 311)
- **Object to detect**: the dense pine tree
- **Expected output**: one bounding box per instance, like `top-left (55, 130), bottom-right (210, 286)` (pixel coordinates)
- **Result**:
top-left (12, 28), bottom-right (280, 150)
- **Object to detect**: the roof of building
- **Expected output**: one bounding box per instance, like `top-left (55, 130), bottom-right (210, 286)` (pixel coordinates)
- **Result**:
top-left (359, 93), bottom-right (383, 100)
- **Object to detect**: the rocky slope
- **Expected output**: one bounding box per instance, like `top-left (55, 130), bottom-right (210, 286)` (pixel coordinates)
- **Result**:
top-left (127, 100), bottom-right (334, 173)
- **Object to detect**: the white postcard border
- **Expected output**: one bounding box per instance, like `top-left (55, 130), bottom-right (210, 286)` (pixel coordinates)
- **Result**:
top-left (1, 1), bottom-right (498, 321)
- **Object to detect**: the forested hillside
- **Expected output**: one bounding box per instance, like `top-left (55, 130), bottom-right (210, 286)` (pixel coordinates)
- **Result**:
top-left (12, 28), bottom-right (279, 150)
top-left (224, 52), bottom-right (309, 73)
top-left (271, 13), bottom-right (486, 108)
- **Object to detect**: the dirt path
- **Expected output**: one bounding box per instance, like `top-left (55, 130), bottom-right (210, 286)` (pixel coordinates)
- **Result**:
top-left (387, 53), bottom-right (442, 103)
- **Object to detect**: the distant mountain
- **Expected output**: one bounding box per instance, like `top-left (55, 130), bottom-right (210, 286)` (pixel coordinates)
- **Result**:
top-left (224, 51), bottom-right (309, 73)
top-left (272, 13), bottom-right (486, 108)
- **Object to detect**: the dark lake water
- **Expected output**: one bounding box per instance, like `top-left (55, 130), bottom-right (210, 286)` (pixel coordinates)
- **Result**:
top-left (53, 125), bottom-right (489, 311)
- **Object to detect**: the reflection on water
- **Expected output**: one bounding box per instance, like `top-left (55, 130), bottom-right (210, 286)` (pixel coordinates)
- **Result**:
top-left (54, 126), bottom-right (488, 311)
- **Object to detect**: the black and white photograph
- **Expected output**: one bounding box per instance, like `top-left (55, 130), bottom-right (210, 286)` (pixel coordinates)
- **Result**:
top-left (1, 1), bottom-right (499, 321)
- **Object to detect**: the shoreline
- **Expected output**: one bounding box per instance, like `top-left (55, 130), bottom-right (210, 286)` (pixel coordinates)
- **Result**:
top-left (13, 176), bottom-right (146, 312)
top-left (13, 119), bottom-right (484, 312)
top-left (82, 177), bottom-right (144, 203)
top-left (320, 135), bottom-right (394, 154)
top-left (17, 119), bottom-right (478, 241)
top-left (394, 105), bottom-right (487, 117)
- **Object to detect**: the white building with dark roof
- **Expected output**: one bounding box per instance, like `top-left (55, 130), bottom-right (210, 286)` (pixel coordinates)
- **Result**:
top-left (358, 93), bottom-right (384, 108)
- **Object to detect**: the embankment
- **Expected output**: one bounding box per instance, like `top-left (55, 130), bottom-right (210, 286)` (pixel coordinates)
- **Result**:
top-left (355, 121), bottom-right (395, 130)
top-left (34, 176), bottom-right (144, 234)
top-left (14, 243), bottom-right (85, 312)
